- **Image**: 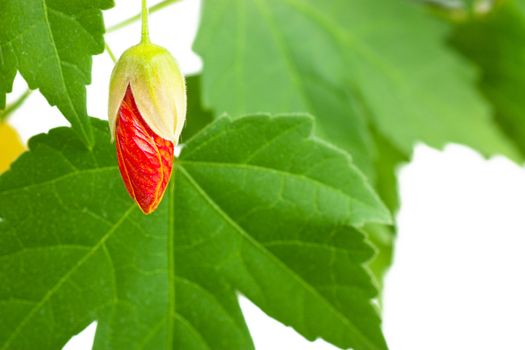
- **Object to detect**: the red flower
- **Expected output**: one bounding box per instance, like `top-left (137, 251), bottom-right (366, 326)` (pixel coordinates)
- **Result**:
top-left (115, 86), bottom-right (174, 214)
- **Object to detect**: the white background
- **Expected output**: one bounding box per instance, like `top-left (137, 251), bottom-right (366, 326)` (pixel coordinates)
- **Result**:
top-left (5, 0), bottom-right (525, 349)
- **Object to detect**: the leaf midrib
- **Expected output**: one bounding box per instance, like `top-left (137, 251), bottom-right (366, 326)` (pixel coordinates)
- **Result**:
top-left (0, 166), bottom-right (117, 196)
top-left (180, 160), bottom-right (386, 225)
top-left (40, 0), bottom-right (86, 137)
top-left (167, 180), bottom-right (176, 348)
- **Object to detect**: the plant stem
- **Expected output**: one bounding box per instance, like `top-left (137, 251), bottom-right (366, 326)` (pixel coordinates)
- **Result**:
top-left (141, 0), bottom-right (150, 43)
top-left (0, 89), bottom-right (32, 122)
top-left (106, 0), bottom-right (181, 34)
top-left (105, 43), bottom-right (117, 63)
top-left (167, 178), bottom-right (176, 347)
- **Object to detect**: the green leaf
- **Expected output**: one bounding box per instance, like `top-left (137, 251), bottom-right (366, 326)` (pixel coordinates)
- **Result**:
top-left (0, 0), bottom-right (113, 147)
top-left (180, 75), bottom-right (214, 143)
top-left (194, 0), bottom-right (376, 178)
top-left (450, 0), bottom-right (525, 157)
top-left (194, 0), bottom-right (523, 298)
top-left (365, 130), bottom-right (407, 291)
top-left (0, 116), bottom-right (390, 350)
top-left (194, 0), bottom-right (520, 163)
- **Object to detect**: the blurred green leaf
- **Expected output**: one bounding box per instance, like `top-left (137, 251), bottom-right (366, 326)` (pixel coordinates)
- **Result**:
top-left (0, 116), bottom-right (390, 350)
top-left (365, 130), bottom-right (407, 289)
top-left (0, 0), bottom-right (113, 147)
top-left (195, 0), bottom-right (520, 162)
top-left (450, 0), bottom-right (525, 156)
top-left (180, 75), bottom-right (214, 142)
top-left (194, 0), bottom-right (523, 298)
top-left (194, 0), bottom-right (377, 178)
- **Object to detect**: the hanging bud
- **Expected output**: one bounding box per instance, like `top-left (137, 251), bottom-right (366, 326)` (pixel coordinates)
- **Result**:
top-left (108, 5), bottom-right (186, 214)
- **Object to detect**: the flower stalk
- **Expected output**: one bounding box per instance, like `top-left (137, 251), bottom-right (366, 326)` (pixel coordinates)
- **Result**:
top-left (141, 0), bottom-right (150, 43)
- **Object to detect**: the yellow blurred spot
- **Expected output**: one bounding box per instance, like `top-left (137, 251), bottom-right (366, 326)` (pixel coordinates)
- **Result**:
top-left (0, 123), bottom-right (25, 173)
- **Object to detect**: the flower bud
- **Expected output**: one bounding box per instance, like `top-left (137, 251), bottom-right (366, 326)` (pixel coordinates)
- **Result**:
top-left (109, 42), bottom-right (186, 214)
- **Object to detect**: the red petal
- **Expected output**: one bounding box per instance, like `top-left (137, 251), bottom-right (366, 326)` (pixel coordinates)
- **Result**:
top-left (115, 86), bottom-right (174, 214)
